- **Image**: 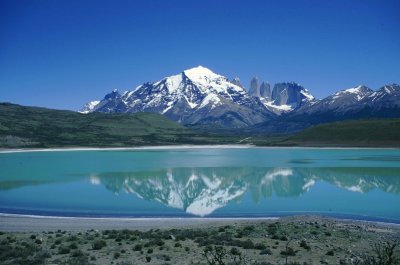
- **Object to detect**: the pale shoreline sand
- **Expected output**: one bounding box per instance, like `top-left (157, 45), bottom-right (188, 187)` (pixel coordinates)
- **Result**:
top-left (0, 144), bottom-right (253, 153)
top-left (1, 144), bottom-right (399, 153)
top-left (0, 214), bottom-right (277, 232)
top-left (1, 213), bottom-right (399, 232)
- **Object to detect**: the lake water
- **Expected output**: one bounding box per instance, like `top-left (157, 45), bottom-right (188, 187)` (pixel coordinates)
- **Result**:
top-left (0, 147), bottom-right (399, 222)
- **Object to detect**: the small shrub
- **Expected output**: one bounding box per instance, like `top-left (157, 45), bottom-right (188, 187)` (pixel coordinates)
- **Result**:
top-left (203, 246), bottom-right (227, 265)
top-left (280, 247), bottom-right (296, 256)
top-left (153, 238), bottom-right (165, 246)
top-left (92, 240), bottom-right (106, 250)
top-left (300, 240), bottom-right (311, 250)
top-left (58, 245), bottom-right (70, 254)
top-left (174, 242), bottom-right (182, 248)
top-left (133, 244), bottom-right (142, 251)
top-left (147, 248), bottom-right (153, 254)
top-left (255, 242), bottom-right (267, 250)
top-left (71, 249), bottom-right (85, 257)
top-left (271, 234), bottom-right (280, 240)
top-left (326, 250), bottom-right (334, 256)
top-left (114, 252), bottom-right (120, 259)
top-left (241, 239), bottom-right (254, 249)
top-left (68, 235), bottom-right (78, 241)
top-left (145, 256), bottom-right (151, 262)
top-left (260, 248), bottom-right (273, 255)
top-left (69, 243), bottom-right (78, 249)
top-left (230, 247), bottom-right (241, 256)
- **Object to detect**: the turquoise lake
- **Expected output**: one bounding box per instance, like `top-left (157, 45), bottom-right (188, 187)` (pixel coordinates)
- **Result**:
top-left (0, 147), bottom-right (399, 222)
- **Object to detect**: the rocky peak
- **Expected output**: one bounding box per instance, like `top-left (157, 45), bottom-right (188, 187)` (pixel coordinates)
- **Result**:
top-left (249, 76), bottom-right (260, 97)
top-left (231, 77), bottom-right (244, 89)
top-left (271, 82), bottom-right (315, 108)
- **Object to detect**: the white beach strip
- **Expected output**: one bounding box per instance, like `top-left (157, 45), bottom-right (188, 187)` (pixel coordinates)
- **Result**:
top-left (0, 213), bottom-right (278, 232)
top-left (1, 213), bottom-right (399, 233)
top-left (0, 145), bottom-right (255, 154)
top-left (0, 145), bottom-right (398, 154)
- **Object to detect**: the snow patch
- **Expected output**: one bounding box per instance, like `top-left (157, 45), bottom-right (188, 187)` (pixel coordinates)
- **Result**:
top-left (199, 93), bottom-right (221, 109)
top-left (262, 101), bottom-right (293, 112)
top-left (164, 73), bottom-right (183, 93)
top-left (79, 100), bottom-right (100, 114)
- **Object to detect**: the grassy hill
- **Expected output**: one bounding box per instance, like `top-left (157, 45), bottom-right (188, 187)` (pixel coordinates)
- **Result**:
top-left (278, 118), bottom-right (400, 147)
top-left (0, 103), bottom-right (199, 148)
top-left (1, 103), bottom-right (399, 148)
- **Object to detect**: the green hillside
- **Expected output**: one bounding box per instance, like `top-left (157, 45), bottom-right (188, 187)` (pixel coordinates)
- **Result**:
top-left (0, 103), bottom-right (196, 148)
top-left (280, 119), bottom-right (400, 147)
top-left (1, 103), bottom-right (399, 148)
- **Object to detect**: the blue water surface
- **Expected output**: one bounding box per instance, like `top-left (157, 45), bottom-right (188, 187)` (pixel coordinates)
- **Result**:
top-left (0, 147), bottom-right (399, 222)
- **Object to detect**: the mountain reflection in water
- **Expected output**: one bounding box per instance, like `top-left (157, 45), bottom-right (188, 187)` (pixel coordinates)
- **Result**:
top-left (90, 167), bottom-right (400, 216)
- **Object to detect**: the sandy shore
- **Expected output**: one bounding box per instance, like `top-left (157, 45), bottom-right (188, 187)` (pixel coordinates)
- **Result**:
top-left (1, 213), bottom-right (399, 233)
top-left (1, 144), bottom-right (398, 154)
top-left (0, 144), bottom-right (255, 153)
top-left (0, 214), bottom-right (280, 232)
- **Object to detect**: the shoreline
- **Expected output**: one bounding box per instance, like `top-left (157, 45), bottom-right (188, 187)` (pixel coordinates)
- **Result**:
top-left (1, 213), bottom-right (399, 232)
top-left (1, 144), bottom-right (399, 153)
top-left (0, 214), bottom-right (277, 232)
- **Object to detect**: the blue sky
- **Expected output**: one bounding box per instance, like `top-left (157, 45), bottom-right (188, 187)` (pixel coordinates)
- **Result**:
top-left (1, 0), bottom-right (399, 110)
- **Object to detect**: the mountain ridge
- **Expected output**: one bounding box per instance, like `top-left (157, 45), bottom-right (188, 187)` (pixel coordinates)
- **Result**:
top-left (81, 66), bottom-right (273, 128)
top-left (75, 66), bottom-right (400, 132)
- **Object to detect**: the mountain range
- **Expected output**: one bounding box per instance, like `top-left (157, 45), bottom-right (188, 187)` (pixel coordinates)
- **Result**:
top-left (78, 66), bottom-right (399, 132)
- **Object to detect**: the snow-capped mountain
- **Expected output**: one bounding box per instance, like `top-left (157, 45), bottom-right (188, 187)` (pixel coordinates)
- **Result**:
top-left (367, 83), bottom-right (400, 109)
top-left (80, 65), bottom-right (399, 131)
top-left (253, 83), bottom-right (400, 133)
top-left (296, 84), bottom-right (400, 117)
top-left (80, 100), bottom-right (100, 114)
top-left (81, 66), bottom-right (273, 128)
top-left (299, 85), bottom-right (374, 114)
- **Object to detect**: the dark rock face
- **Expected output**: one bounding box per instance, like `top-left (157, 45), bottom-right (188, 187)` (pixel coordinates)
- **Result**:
top-left (259, 82), bottom-right (271, 100)
top-left (231, 77), bottom-right (244, 89)
top-left (249, 76), bottom-right (259, 97)
top-left (271, 82), bottom-right (315, 109)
